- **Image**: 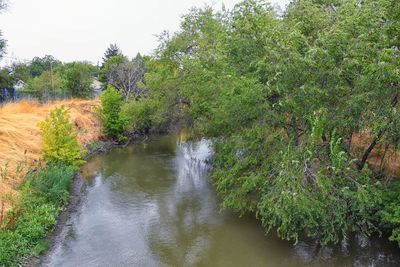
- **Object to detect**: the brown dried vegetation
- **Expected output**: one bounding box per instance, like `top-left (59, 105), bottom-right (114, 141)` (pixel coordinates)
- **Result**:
top-left (0, 99), bottom-right (101, 212)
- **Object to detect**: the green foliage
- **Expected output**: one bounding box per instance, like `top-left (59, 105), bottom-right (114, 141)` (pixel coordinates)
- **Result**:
top-left (0, 68), bottom-right (14, 89)
top-left (99, 54), bottom-right (127, 84)
top-left (329, 130), bottom-right (348, 173)
top-left (28, 163), bottom-right (75, 205)
top-left (10, 62), bottom-right (31, 82)
top-left (29, 55), bottom-right (61, 78)
top-left (26, 70), bottom-right (62, 96)
top-left (120, 97), bottom-right (158, 133)
top-left (62, 62), bottom-right (94, 98)
top-left (38, 106), bottom-right (84, 167)
top-left (379, 181), bottom-right (400, 245)
top-left (24, 0), bottom-right (396, 248)
top-left (102, 43), bottom-right (122, 64)
top-left (6, 56), bottom-right (96, 99)
top-left (309, 110), bottom-right (327, 146)
top-left (142, 0), bottom-right (400, 245)
top-left (0, 164), bottom-right (74, 266)
top-left (98, 85), bottom-right (126, 140)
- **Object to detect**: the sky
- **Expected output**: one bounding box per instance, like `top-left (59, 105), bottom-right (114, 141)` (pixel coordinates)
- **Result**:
top-left (0, 0), bottom-right (290, 66)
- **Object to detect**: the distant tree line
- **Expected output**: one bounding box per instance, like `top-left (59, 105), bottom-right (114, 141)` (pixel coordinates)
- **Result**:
top-left (0, 55), bottom-right (97, 100)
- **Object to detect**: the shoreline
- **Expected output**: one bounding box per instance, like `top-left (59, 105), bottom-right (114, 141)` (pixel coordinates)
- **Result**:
top-left (25, 140), bottom-right (118, 267)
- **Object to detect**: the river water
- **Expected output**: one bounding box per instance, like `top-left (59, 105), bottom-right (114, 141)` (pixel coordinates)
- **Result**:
top-left (46, 135), bottom-right (400, 267)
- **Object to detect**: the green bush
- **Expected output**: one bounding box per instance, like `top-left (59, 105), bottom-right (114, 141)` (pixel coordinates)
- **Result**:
top-left (0, 164), bottom-right (74, 266)
top-left (38, 106), bottom-right (84, 167)
top-left (379, 181), bottom-right (400, 245)
top-left (29, 163), bottom-right (75, 206)
top-left (120, 97), bottom-right (157, 133)
top-left (212, 126), bottom-right (383, 245)
top-left (98, 85), bottom-right (126, 140)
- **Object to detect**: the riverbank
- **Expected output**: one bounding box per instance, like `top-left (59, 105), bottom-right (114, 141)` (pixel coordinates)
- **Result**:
top-left (28, 136), bottom-right (150, 267)
top-left (26, 140), bottom-right (114, 267)
top-left (0, 99), bottom-right (102, 266)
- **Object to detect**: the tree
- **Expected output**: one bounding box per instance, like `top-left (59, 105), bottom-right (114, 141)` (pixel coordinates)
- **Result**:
top-left (11, 62), bottom-right (31, 82)
top-left (26, 70), bottom-right (62, 98)
top-left (98, 54), bottom-right (127, 84)
top-left (0, 68), bottom-right (13, 89)
top-left (62, 62), bottom-right (94, 98)
top-left (29, 55), bottom-right (61, 78)
top-left (95, 0), bottom-right (400, 246)
top-left (107, 54), bottom-right (147, 99)
top-left (102, 44), bottom-right (121, 65)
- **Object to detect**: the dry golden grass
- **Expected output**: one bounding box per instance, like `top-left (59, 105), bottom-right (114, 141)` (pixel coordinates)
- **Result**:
top-left (0, 99), bottom-right (102, 211)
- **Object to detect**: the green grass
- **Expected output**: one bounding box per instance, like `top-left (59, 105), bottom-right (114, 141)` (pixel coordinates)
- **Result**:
top-left (0, 164), bottom-right (75, 267)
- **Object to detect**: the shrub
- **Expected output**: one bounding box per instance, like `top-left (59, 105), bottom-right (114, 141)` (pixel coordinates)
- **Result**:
top-left (38, 106), bottom-right (84, 167)
top-left (379, 181), bottom-right (400, 245)
top-left (120, 97), bottom-right (157, 133)
top-left (29, 163), bottom-right (75, 206)
top-left (98, 85), bottom-right (126, 140)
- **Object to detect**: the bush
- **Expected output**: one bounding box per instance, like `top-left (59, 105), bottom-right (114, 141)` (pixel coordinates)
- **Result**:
top-left (38, 106), bottom-right (84, 167)
top-left (98, 85), bottom-right (126, 140)
top-left (379, 181), bottom-right (400, 245)
top-left (120, 97), bottom-right (157, 133)
top-left (29, 163), bottom-right (75, 206)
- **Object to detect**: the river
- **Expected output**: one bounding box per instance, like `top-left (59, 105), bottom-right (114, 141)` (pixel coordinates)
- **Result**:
top-left (45, 135), bottom-right (400, 267)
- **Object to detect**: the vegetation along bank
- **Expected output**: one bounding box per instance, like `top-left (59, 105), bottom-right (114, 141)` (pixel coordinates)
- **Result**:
top-left (97, 0), bottom-right (400, 248)
top-left (1, 0), bottom-right (400, 266)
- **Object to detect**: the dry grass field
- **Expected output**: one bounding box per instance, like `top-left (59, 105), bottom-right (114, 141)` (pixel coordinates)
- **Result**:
top-left (0, 99), bottom-right (102, 213)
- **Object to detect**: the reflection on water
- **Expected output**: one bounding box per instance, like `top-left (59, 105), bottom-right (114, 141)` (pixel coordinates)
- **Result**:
top-left (46, 135), bottom-right (400, 267)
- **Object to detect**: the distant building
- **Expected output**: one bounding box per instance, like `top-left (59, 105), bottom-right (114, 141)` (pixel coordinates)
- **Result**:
top-left (92, 79), bottom-right (103, 96)
top-left (14, 80), bottom-right (26, 91)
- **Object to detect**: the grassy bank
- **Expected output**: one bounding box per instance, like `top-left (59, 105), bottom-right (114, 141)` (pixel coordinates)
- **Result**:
top-left (0, 99), bottom-right (102, 266)
top-left (0, 164), bottom-right (74, 266)
top-left (0, 99), bottom-right (101, 213)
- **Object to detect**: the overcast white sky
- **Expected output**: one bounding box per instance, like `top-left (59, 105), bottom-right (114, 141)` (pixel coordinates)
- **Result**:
top-left (0, 0), bottom-right (290, 65)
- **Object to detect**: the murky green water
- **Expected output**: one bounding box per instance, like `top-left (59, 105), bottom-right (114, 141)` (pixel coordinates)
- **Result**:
top-left (46, 135), bottom-right (400, 267)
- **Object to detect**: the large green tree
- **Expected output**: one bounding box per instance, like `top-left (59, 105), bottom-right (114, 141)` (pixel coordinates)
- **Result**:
top-left (140, 0), bottom-right (400, 245)
top-left (62, 62), bottom-right (95, 98)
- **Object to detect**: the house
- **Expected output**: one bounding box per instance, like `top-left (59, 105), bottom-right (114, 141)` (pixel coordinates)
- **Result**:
top-left (13, 80), bottom-right (26, 91)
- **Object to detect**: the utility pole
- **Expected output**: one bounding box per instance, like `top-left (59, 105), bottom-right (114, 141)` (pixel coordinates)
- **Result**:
top-left (50, 61), bottom-right (54, 99)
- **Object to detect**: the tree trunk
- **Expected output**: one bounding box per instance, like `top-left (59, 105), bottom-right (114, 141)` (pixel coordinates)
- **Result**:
top-left (356, 92), bottom-right (398, 171)
top-left (357, 136), bottom-right (379, 171)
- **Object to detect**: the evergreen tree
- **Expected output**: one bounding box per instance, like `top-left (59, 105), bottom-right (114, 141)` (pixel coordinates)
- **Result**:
top-left (102, 44), bottom-right (122, 65)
